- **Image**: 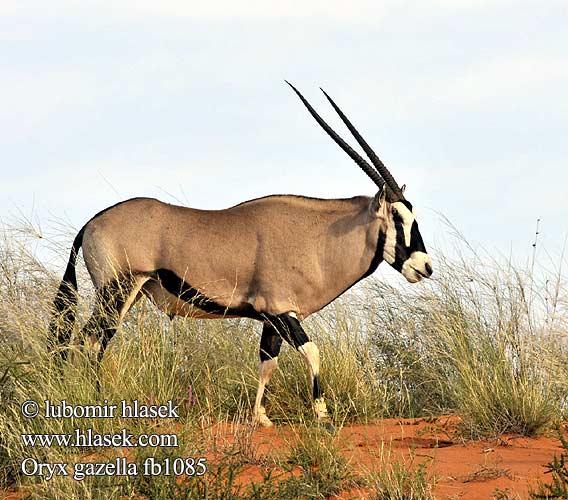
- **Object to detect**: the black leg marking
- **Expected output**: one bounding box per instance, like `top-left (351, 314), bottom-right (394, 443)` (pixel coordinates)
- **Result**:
top-left (265, 313), bottom-right (324, 400)
top-left (264, 313), bottom-right (310, 349)
top-left (257, 313), bottom-right (330, 424)
top-left (260, 322), bottom-right (283, 361)
top-left (313, 374), bottom-right (322, 400)
top-left (258, 322), bottom-right (284, 409)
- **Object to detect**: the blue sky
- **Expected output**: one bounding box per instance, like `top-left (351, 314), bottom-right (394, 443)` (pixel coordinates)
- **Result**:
top-left (1, 1), bottom-right (567, 272)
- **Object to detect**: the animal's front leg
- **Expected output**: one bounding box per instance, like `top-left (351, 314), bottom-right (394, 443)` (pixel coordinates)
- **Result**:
top-left (253, 322), bottom-right (283, 427)
top-left (275, 313), bottom-right (330, 424)
top-left (297, 340), bottom-right (330, 422)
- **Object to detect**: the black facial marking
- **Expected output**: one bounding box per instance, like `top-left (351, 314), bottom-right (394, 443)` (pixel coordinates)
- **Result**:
top-left (391, 215), bottom-right (407, 272)
top-left (409, 220), bottom-right (427, 253)
top-left (154, 268), bottom-right (263, 320)
top-left (401, 200), bottom-right (413, 211)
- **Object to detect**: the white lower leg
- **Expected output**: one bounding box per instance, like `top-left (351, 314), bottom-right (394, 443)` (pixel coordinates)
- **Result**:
top-left (298, 342), bottom-right (329, 420)
top-left (313, 397), bottom-right (329, 420)
top-left (253, 357), bottom-right (278, 427)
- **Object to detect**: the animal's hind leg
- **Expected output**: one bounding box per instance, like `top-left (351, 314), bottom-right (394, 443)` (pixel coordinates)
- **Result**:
top-left (81, 274), bottom-right (148, 364)
top-left (253, 322), bottom-right (283, 427)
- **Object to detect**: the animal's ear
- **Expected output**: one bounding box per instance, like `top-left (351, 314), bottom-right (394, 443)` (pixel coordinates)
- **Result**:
top-left (370, 186), bottom-right (386, 214)
top-left (401, 184), bottom-right (406, 194)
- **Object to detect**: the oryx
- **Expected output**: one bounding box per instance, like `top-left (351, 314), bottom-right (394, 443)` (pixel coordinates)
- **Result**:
top-left (50, 83), bottom-right (433, 427)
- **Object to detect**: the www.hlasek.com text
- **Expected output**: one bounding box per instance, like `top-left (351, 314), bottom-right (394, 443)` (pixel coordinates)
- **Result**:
top-left (22, 428), bottom-right (178, 448)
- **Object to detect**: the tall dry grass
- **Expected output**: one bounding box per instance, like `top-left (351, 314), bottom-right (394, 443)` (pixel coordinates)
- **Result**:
top-left (0, 219), bottom-right (566, 497)
top-left (365, 235), bottom-right (567, 436)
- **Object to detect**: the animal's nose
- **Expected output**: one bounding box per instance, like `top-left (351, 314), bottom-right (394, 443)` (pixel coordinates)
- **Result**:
top-left (425, 262), bottom-right (433, 277)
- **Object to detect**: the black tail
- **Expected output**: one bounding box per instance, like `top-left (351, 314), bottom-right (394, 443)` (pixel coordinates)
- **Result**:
top-left (48, 227), bottom-right (86, 359)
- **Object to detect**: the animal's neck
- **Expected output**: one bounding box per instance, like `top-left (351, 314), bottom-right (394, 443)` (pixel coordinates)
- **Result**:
top-left (304, 207), bottom-right (382, 315)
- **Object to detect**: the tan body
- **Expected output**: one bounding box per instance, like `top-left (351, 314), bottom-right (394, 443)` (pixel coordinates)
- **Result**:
top-left (83, 195), bottom-right (381, 320)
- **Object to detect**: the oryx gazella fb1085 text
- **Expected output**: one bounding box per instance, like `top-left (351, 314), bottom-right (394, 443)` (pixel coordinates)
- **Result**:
top-left (50, 82), bottom-right (433, 427)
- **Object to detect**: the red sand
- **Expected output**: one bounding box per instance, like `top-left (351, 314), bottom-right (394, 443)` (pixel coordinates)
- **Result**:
top-left (206, 416), bottom-right (566, 499)
top-left (3, 417), bottom-right (565, 499)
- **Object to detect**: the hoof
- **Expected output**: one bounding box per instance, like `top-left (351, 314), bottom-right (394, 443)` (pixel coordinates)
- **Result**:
top-left (313, 397), bottom-right (330, 423)
top-left (253, 413), bottom-right (274, 428)
top-left (320, 421), bottom-right (335, 434)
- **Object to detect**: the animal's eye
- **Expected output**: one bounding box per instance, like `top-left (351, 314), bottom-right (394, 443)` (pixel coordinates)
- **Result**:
top-left (392, 207), bottom-right (398, 216)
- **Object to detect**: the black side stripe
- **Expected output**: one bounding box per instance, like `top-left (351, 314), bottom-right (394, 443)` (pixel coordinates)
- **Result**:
top-left (154, 268), bottom-right (263, 320)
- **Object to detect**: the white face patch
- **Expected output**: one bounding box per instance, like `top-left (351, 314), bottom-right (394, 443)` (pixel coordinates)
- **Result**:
top-left (382, 201), bottom-right (415, 264)
top-left (401, 251), bottom-right (433, 283)
top-left (391, 201), bottom-right (416, 247)
top-left (382, 214), bottom-right (397, 265)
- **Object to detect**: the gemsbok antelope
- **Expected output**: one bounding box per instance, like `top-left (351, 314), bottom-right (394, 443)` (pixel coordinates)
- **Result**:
top-left (50, 82), bottom-right (433, 427)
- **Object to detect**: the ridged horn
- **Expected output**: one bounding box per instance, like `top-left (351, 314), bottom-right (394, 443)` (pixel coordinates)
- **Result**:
top-left (320, 88), bottom-right (405, 202)
top-left (285, 81), bottom-right (385, 189)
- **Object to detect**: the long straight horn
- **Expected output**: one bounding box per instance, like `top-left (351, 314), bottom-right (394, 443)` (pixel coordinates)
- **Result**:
top-left (320, 88), bottom-right (405, 202)
top-left (285, 81), bottom-right (385, 189)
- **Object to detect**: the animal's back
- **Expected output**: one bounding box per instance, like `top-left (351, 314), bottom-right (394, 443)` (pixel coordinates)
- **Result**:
top-left (82, 195), bottom-right (371, 272)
